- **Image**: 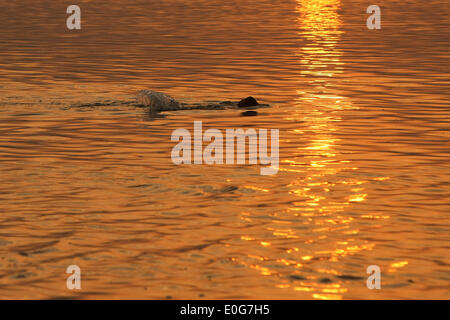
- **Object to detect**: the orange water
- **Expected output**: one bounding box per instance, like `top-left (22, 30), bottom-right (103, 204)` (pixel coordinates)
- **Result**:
top-left (0, 0), bottom-right (449, 299)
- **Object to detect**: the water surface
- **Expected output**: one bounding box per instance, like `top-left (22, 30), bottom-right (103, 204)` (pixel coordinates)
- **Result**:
top-left (0, 0), bottom-right (449, 299)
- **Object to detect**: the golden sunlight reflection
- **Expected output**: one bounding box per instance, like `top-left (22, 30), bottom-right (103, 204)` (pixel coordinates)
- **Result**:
top-left (232, 0), bottom-right (387, 300)
top-left (0, 0), bottom-right (447, 300)
top-left (284, 0), bottom-right (373, 299)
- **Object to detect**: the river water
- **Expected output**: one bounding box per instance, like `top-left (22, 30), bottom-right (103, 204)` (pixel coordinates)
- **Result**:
top-left (0, 0), bottom-right (449, 299)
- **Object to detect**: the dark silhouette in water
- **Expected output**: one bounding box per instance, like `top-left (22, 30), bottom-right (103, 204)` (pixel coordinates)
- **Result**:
top-left (238, 96), bottom-right (259, 108)
top-left (70, 90), bottom-right (269, 115)
top-left (240, 110), bottom-right (258, 116)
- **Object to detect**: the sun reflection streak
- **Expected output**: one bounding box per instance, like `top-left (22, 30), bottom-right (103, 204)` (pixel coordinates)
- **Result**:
top-left (276, 0), bottom-right (375, 299)
top-left (231, 0), bottom-right (384, 300)
top-left (284, 0), bottom-right (376, 298)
